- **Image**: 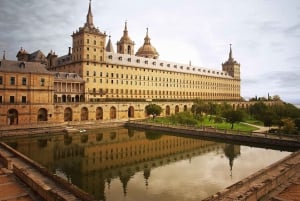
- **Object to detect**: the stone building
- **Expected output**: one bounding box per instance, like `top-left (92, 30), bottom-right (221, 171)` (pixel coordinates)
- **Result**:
top-left (0, 1), bottom-right (245, 126)
top-left (0, 60), bottom-right (54, 125)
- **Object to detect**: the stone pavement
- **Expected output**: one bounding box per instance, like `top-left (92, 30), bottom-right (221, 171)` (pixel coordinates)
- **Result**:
top-left (0, 163), bottom-right (38, 201)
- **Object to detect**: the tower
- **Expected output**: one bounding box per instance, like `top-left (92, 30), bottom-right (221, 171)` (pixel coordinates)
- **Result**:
top-left (222, 44), bottom-right (240, 80)
top-left (71, 0), bottom-right (106, 66)
top-left (117, 22), bottom-right (135, 55)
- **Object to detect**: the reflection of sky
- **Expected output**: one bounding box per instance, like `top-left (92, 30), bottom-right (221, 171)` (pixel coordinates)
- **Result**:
top-left (105, 147), bottom-right (290, 201)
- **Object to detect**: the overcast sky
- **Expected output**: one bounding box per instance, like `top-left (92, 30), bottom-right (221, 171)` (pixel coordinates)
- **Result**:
top-left (0, 0), bottom-right (299, 104)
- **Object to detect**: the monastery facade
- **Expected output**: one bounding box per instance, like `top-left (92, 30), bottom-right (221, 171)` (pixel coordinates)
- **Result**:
top-left (0, 1), bottom-right (242, 127)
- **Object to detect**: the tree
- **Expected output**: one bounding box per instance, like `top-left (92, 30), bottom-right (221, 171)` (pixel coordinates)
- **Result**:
top-left (249, 101), bottom-right (268, 120)
top-left (281, 118), bottom-right (296, 134)
top-left (191, 100), bottom-right (208, 116)
top-left (223, 109), bottom-right (244, 129)
top-left (145, 104), bottom-right (162, 116)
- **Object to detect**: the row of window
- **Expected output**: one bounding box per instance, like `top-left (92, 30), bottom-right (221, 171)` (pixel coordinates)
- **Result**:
top-left (88, 88), bottom-right (239, 97)
top-left (0, 96), bottom-right (26, 104)
top-left (0, 76), bottom-right (46, 86)
top-left (108, 55), bottom-right (228, 76)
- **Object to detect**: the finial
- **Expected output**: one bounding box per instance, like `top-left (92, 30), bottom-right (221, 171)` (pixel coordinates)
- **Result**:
top-left (125, 21), bottom-right (128, 31)
top-left (2, 50), bottom-right (6, 60)
top-left (146, 27), bottom-right (149, 35)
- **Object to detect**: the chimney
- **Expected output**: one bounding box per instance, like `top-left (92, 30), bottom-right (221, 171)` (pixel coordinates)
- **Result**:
top-left (68, 47), bottom-right (71, 55)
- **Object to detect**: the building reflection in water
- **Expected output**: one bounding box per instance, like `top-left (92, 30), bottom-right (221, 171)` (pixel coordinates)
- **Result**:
top-left (5, 127), bottom-right (240, 200)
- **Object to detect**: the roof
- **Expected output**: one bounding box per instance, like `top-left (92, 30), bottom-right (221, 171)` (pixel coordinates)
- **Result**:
top-left (106, 52), bottom-right (233, 79)
top-left (0, 60), bottom-right (52, 74)
top-left (54, 72), bottom-right (85, 83)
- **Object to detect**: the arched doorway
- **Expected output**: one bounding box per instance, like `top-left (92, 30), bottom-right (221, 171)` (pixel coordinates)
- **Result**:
top-left (175, 105), bottom-right (179, 114)
top-left (64, 107), bottom-right (73, 122)
top-left (81, 107), bottom-right (88, 121)
top-left (128, 106), bottom-right (134, 118)
top-left (166, 105), bottom-right (170, 116)
top-left (184, 105), bottom-right (188, 111)
top-left (110, 106), bottom-right (117, 119)
top-left (96, 107), bottom-right (103, 120)
top-left (7, 109), bottom-right (18, 125)
top-left (38, 108), bottom-right (48, 121)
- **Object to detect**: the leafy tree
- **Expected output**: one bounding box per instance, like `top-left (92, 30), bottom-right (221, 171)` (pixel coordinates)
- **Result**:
top-left (223, 109), bottom-right (245, 129)
top-left (281, 118), bottom-right (297, 134)
top-left (249, 101), bottom-right (268, 120)
top-left (294, 118), bottom-right (300, 131)
top-left (191, 100), bottom-right (208, 116)
top-left (145, 104), bottom-right (162, 116)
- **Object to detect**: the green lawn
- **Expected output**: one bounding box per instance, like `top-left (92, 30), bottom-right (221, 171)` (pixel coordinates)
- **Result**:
top-left (144, 115), bottom-right (258, 132)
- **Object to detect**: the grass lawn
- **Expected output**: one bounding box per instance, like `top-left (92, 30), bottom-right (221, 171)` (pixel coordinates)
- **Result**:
top-left (144, 115), bottom-right (258, 132)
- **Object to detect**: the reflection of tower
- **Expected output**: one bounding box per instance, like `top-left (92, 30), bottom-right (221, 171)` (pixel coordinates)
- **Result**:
top-left (143, 168), bottom-right (151, 188)
top-left (223, 144), bottom-right (240, 177)
top-left (119, 170), bottom-right (133, 196)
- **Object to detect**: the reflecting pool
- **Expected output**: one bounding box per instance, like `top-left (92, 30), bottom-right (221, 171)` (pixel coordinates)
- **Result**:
top-left (4, 127), bottom-right (291, 201)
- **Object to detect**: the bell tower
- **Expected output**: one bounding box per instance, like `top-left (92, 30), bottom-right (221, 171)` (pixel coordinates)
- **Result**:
top-left (72, 0), bottom-right (107, 65)
top-left (117, 22), bottom-right (135, 55)
top-left (222, 44), bottom-right (240, 80)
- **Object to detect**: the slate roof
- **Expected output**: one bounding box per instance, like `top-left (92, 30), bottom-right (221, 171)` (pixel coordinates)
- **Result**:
top-left (0, 60), bottom-right (52, 74)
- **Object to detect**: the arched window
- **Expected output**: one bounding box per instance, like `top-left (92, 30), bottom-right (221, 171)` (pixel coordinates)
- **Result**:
top-left (166, 105), bottom-right (170, 116)
top-left (175, 105), bottom-right (179, 114)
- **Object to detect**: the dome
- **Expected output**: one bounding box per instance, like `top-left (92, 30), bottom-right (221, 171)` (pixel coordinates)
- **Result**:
top-left (136, 28), bottom-right (159, 59)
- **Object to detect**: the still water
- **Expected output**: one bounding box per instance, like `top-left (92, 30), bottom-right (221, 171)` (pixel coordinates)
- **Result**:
top-left (4, 127), bottom-right (291, 201)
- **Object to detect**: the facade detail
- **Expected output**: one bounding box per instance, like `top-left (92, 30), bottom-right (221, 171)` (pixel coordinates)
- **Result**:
top-left (0, 1), bottom-right (245, 127)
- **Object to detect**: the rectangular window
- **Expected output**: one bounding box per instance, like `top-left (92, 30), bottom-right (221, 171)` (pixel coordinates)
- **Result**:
top-left (0, 96), bottom-right (2, 103)
top-left (22, 77), bottom-right (27, 85)
top-left (10, 96), bottom-right (14, 103)
top-left (86, 71), bottom-right (89, 76)
top-left (10, 77), bottom-right (15, 85)
top-left (21, 96), bottom-right (26, 103)
top-left (0, 76), bottom-right (3, 84)
top-left (40, 78), bottom-right (45, 86)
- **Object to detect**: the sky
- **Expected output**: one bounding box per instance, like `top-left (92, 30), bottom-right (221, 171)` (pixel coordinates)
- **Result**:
top-left (0, 0), bottom-right (299, 104)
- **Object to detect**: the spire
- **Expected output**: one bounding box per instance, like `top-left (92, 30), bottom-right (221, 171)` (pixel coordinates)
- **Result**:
top-left (106, 35), bottom-right (115, 53)
top-left (2, 50), bottom-right (5, 60)
top-left (229, 44), bottom-right (233, 60)
top-left (144, 28), bottom-right (151, 44)
top-left (86, 0), bottom-right (94, 28)
top-left (123, 21), bottom-right (129, 37)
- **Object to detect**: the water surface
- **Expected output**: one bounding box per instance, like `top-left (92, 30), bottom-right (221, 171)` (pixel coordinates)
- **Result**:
top-left (4, 127), bottom-right (291, 201)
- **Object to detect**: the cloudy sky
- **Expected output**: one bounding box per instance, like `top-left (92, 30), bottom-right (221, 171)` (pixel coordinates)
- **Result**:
top-left (0, 0), bottom-right (299, 104)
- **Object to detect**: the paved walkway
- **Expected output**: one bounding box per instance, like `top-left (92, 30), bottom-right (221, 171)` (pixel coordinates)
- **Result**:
top-left (0, 163), bottom-right (38, 201)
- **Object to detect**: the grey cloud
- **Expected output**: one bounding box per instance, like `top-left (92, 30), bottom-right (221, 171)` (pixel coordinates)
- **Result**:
top-left (264, 70), bottom-right (300, 88)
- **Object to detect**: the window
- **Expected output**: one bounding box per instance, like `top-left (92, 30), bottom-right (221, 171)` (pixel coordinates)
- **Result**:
top-left (0, 96), bottom-right (2, 103)
top-left (22, 77), bottom-right (27, 85)
top-left (40, 78), bottom-right (45, 86)
top-left (10, 96), bottom-right (14, 103)
top-left (86, 71), bottom-right (89, 76)
top-left (10, 77), bottom-right (15, 85)
top-left (21, 96), bottom-right (26, 103)
top-left (0, 76), bottom-right (3, 84)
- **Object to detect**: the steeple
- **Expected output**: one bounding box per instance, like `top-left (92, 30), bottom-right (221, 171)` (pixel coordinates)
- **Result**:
top-left (229, 44), bottom-right (233, 60)
top-left (85, 0), bottom-right (94, 28)
top-left (106, 35), bottom-right (115, 53)
top-left (117, 21), bottom-right (135, 55)
top-left (222, 44), bottom-right (240, 79)
top-left (2, 50), bottom-right (5, 60)
top-left (144, 28), bottom-right (151, 44)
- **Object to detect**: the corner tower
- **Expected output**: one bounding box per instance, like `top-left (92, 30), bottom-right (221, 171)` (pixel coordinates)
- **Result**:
top-left (117, 22), bottom-right (135, 55)
top-left (72, 0), bottom-right (107, 65)
top-left (222, 44), bottom-right (240, 80)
